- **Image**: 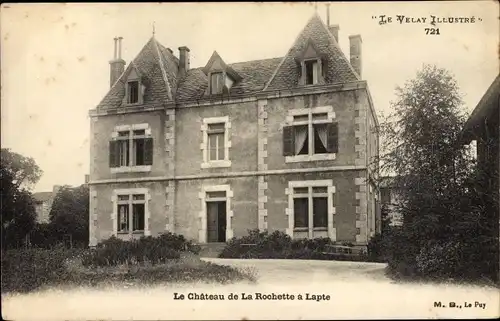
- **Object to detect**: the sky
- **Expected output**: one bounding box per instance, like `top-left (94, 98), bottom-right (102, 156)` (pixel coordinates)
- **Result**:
top-left (1, 2), bottom-right (498, 193)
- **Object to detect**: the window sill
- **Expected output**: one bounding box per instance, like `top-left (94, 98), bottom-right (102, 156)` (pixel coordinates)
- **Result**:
top-left (111, 165), bottom-right (152, 173)
top-left (117, 231), bottom-right (144, 235)
top-left (201, 160), bottom-right (232, 169)
top-left (293, 227), bottom-right (328, 232)
top-left (285, 153), bottom-right (336, 163)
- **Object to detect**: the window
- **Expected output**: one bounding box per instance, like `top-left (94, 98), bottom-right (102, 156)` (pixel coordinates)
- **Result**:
top-left (292, 186), bottom-right (328, 230)
top-left (304, 60), bottom-right (319, 85)
top-left (210, 72), bottom-right (224, 94)
top-left (116, 193), bottom-right (146, 233)
top-left (110, 125), bottom-right (153, 170)
top-left (283, 107), bottom-right (338, 161)
top-left (127, 81), bottom-right (139, 104)
top-left (287, 181), bottom-right (335, 239)
top-left (201, 117), bottom-right (231, 168)
top-left (207, 123), bottom-right (225, 161)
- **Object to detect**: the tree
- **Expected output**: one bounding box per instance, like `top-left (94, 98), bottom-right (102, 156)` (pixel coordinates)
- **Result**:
top-left (49, 185), bottom-right (89, 248)
top-left (1, 149), bottom-right (42, 249)
top-left (379, 65), bottom-right (495, 281)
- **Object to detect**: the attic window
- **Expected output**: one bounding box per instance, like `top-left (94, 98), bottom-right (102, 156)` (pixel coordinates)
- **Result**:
top-left (304, 59), bottom-right (319, 85)
top-left (210, 72), bottom-right (224, 94)
top-left (127, 81), bottom-right (139, 104)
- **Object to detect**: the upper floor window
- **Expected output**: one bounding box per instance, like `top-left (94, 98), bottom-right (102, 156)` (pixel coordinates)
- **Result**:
top-left (210, 72), bottom-right (224, 95)
top-left (201, 116), bottom-right (231, 168)
top-left (207, 123), bottom-right (225, 161)
top-left (110, 124), bottom-right (153, 171)
top-left (283, 106), bottom-right (337, 162)
top-left (304, 59), bottom-right (319, 85)
top-left (127, 81), bottom-right (139, 104)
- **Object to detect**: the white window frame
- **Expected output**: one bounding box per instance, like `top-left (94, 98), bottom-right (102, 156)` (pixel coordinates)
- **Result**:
top-left (285, 106), bottom-right (336, 163)
top-left (111, 123), bottom-right (152, 173)
top-left (198, 184), bottom-right (234, 243)
top-left (285, 180), bottom-right (336, 240)
top-left (200, 116), bottom-right (231, 169)
top-left (111, 188), bottom-right (151, 237)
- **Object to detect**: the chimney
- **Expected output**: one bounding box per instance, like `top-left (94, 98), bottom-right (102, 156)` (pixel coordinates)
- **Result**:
top-left (349, 35), bottom-right (362, 78)
top-left (329, 24), bottom-right (340, 43)
top-left (109, 36), bottom-right (126, 88)
top-left (178, 46), bottom-right (190, 78)
top-left (84, 174), bottom-right (90, 184)
top-left (326, 3), bottom-right (331, 26)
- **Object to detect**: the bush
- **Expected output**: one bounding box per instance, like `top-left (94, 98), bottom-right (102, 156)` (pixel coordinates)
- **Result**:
top-left (367, 233), bottom-right (387, 262)
top-left (416, 240), bottom-right (462, 279)
top-left (219, 229), bottom-right (368, 261)
top-left (83, 235), bottom-right (186, 267)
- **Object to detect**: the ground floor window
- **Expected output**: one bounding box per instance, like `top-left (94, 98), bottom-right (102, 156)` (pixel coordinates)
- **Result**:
top-left (293, 186), bottom-right (328, 230)
top-left (287, 180), bottom-right (335, 239)
top-left (116, 193), bottom-right (146, 233)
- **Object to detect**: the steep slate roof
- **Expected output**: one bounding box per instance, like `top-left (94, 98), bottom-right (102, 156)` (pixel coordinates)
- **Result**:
top-left (96, 37), bottom-right (177, 109)
top-left (175, 57), bottom-right (282, 101)
top-left (264, 13), bottom-right (359, 91)
top-left (95, 13), bottom-right (359, 109)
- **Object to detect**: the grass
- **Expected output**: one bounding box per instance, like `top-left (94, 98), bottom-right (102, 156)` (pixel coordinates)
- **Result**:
top-left (1, 249), bottom-right (257, 294)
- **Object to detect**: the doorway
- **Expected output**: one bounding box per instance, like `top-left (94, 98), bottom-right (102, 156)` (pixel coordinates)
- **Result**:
top-left (206, 193), bottom-right (227, 243)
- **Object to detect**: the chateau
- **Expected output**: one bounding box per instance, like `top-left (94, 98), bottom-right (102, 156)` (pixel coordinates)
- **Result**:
top-left (88, 12), bottom-right (381, 248)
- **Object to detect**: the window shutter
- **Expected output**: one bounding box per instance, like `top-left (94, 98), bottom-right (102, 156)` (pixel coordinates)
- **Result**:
top-left (327, 122), bottom-right (339, 153)
top-left (144, 138), bottom-right (153, 165)
top-left (109, 140), bottom-right (118, 168)
top-left (283, 126), bottom-right (295, 156)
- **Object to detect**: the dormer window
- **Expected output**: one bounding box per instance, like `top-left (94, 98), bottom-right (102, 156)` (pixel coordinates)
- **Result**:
top-left (122, 66), bottom-right (145, 106)
top-left (304, 59), bottom-right (319, 85)
top-left (295, 39), bottom-right (326, 87)
top-left (210, 72), bottom-right (224, 95)
top-left (203, 51), bottom-right (243, 97)
top-left (127, 81), bottom-right (139, 104)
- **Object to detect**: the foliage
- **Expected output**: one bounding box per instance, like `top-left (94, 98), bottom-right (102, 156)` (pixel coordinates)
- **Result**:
top-left (29, 223), bottom-right (59, 249)
top-left (1, 149), bottom-right (42, 249)
top-left (49, 185), bottom-right (89, 248)
top-left (82, 233), bottom-right (200, 267)
top-left (379, 64), bottom-right (497, 283)
top-left (1, 246), bottom-right (78, 293)
top-left (219, 229), bottom-right (369, 261)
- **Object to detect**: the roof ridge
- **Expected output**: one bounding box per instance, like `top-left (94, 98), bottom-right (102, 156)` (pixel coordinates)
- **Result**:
top-left (151, 37), bottom-right (173, 100)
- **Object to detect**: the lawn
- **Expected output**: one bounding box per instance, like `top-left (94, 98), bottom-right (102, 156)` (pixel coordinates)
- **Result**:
top-left (1, 248), bottom-right (256, 294)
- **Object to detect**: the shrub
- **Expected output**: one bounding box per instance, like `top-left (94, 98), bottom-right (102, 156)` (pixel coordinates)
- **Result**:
top-left (416, 240), bottom-right (463, 280)
top-left (367, 233), bottom-right (387, 262)
top-left (83, 235), bottom-right (187, 267)
top-left (220, 229), bottom-right (368, 261)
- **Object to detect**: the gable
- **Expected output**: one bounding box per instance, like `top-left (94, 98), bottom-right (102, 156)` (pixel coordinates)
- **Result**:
top-left (126, 67), bottom-right (140, 81)
top-left (264, 14), bottom-right (359, 91)
top-left (96, 37), bottom-right (177, 110)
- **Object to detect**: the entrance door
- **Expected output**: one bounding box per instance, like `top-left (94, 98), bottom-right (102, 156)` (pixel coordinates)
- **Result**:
top-left (206, 201), bottom-right (226, 243)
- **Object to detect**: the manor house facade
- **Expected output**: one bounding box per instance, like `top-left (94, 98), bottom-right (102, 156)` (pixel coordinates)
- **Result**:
top-left (88, 13), bottom-right (381, 248)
